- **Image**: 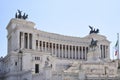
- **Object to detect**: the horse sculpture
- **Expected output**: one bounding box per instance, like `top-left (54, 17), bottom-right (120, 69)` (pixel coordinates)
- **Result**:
top-left (15, 10), bottom-right (28, 20)
top-left (89, 26), bottom-right (99, 34)
top-left (89, 38), bottom-right (98, 48)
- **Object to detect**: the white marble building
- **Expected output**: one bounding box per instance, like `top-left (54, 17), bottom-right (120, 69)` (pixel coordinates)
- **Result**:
top-left (0, 18), bottom-right (120, 80)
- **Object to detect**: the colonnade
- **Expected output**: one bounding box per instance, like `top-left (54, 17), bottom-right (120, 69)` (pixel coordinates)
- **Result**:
top-left (36, 40), bottom-right (88, 60)
top-left (100, 45), bottom-right (108, 58)
top-left (19, 32), bottom-right (32, 49)
top-left (19, 32), bottom-right (108, 60)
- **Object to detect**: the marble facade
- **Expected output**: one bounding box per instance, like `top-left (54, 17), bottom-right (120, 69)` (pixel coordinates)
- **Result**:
top-left (0, 18), bottom-right (120, 80)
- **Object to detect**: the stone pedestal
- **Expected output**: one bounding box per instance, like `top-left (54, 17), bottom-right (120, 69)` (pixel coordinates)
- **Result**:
top-left (44, 67), bottom-right (52, 80)
top-left (87, 46), bottom-right (101, 62)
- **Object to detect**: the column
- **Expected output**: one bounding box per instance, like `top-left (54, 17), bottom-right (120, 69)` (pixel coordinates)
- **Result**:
top-left (104, 45), bottom-right (106, 58)
top-left (65, 45), bottom-right (67, 58)
top-left (55, 44), bottom-right (57, 56)
top-left (27, 33), bottom-right (29, 49)
top-left (45, 42), bottom-right (46, 52)
top-left (49, 43), bottom-right (51, 53)
top-left (58, 44), bottom-right (60, 58)
top-left (17, 31), bottom-right (20, 50)
top-left (47, 42), bottom-right (49, 52)
top-left (106, 45), bottom-right (107, 58)
top-left (107, 45), bottom-right (110, 59)
top-left (105, 45), bottom-right (108, 58)
top-left (80, 46), bottom-right (81, 59)
top-left (81, 47), bottom-right (83, 60)
top-left (52, 43), bottom-right (53, 55)
top-left (29, 34), bottom-right (32, 49)
top-left (83, 47), bottom-right (85, 60)
top-left (36, 40), bottom-right (38, 50)
top-left (56, 44), bottom-right (58, 57)
top-left (38, 40), bottom-right (40, 51)
top-left (78, 46), bottom-right (80, 59)
top-left (100, 45), bottom-right (102, 58)
top-left (68, 45), bottom-right (70, 59)
top-left (62, 44), bottom-right (63, 58)
top-left (24, 33), bottom-right (27, 49)
top-left (60, 44), bottom-right (62, 58)
top-left (63, 45), bottom-right (65, 58)
top-left (86, 47), bottom-right (88, 60)
top-left (72, 46), bottom-right (73, 59)
top-left (41, 41), bottom-right (43, 52)
top-left (19, 32), bottom-right (22, 49)
top-left (66, 45), bottom-right (68, 58)
top-left (103, 45), bottom-right (105, 58)
top-left (53, 43), bottom-right (55, 55)
top-left (85, 47), bottom-right (86, 60)
top-left (102, 45), bottom-right (104, 58)
top-left (76, 46), bottom-right (78, 59)
top-left (21, 32), bottom-right (24, 49)
top-left (70, 45), bottom-right (72, 59)
top-left (42, 42), bottom-right (44, 52)
top-left (75, 46), bottom-right (76, 59)
top-left (105, 45), bottom-right (106, 58)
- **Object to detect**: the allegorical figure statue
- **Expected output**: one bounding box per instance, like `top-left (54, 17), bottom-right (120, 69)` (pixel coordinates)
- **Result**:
top-left (45, 56), bottom-right (52, 68)
top-left (89, 26), bottom-right (99, 34)
top-left (15, 9), bottom-right (28, 20)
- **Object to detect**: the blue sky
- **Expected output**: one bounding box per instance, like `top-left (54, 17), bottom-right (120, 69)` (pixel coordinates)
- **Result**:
top-left (0, 0), bottom-right (120, 59)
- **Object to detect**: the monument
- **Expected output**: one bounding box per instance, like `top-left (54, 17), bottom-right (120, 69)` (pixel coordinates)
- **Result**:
top-left (0, 10), bottom-right (120, 80)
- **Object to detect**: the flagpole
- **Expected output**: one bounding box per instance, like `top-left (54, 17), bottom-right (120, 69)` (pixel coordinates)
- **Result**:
top-left (113, 47), bottom-right (114, 60)
top-left (117, 33), bottom-right (119, 59)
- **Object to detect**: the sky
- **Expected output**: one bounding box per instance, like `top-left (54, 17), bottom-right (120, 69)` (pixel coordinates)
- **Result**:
top-left (0, 0), bottom-right (120, 59)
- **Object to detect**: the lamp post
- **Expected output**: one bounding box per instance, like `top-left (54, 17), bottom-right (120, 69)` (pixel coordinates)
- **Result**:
top-left (17, 50), bottom-right (23, 80)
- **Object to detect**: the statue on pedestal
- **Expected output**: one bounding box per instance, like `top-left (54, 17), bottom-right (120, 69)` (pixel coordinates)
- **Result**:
top-left (87, 38), bottom-right (100, 61)
top-left (89, 38), bottom-right (98, 50)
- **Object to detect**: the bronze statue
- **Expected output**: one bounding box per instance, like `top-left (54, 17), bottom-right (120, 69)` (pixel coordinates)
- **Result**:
top-left (15, 9), bottom-right (28, 20)
top-left (15, 13), bottom-right (17, 18)
top-left (23, 13), bottom-right (28, 19)
top-left (89, 26), bottom-right (99, 34)
top-left (89, 38), bottom-right (98, 48)
top-left (95, 29), bottom-right (99, 33)
top-left (17, 10), bottom-right (22, 18)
